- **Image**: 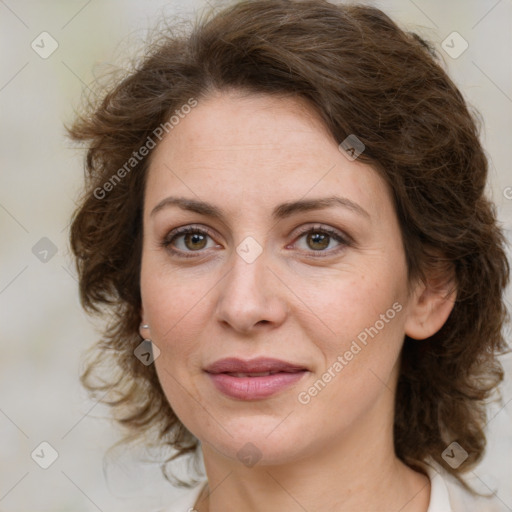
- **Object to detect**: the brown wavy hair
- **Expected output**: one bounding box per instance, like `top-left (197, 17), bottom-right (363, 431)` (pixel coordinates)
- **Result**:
top-left (69, 0), bottom-right (510, 488)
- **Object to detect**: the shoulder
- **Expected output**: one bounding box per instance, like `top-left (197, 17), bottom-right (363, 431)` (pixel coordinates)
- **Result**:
top-left (425, 463), bottom-right (507, 512)
top-left (155, 482), bottom-right (206, 512)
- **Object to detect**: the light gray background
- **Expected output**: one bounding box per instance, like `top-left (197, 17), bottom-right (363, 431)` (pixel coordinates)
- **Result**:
top-left (1, 0), bottom-right (511, 510)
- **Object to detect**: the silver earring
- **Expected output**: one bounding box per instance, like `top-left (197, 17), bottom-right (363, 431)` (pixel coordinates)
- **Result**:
top-left (141, 324), bottom-right (149, 329)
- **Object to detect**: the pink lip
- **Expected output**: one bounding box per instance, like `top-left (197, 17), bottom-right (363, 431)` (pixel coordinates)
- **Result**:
top-left (204, 357), bottom-right (308, 400)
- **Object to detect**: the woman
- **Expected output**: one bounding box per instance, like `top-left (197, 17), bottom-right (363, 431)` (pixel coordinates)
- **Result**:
top-left (69, 1), bottom-right (510, 510)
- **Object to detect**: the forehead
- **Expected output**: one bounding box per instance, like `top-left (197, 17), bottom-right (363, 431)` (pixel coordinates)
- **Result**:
top-left (145, 91), bottom-right (391, 221)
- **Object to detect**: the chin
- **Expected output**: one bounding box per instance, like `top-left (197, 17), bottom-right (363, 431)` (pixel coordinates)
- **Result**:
top-left (200, 415), bottom-right (316, 467)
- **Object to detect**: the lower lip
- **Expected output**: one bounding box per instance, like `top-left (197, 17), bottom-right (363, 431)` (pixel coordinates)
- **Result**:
top-left (207, 371), bottom-right (307, 400)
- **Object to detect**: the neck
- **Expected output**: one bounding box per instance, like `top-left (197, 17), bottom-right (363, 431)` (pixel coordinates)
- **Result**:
top-left (195, 415), bottom-right (430, 512)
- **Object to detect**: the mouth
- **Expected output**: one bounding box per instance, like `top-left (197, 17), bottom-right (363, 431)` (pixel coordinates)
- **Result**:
top-left (224, 371), bottom-right (291, 377)
top-left (204, 357), bottom-right (309, 400)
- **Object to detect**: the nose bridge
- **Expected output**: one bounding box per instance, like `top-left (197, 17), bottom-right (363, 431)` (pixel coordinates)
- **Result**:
top-left (214, 244), bottom-right (287, 332)
top-left (224, 246), bottom-right (271, 305)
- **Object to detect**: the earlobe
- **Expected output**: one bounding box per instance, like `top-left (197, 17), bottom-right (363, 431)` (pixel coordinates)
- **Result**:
top-left (139, 308), bottom-right (149, 339)
top-left (139, 323), bottom-right (150, 339)
top-left (404, 276), bottom-right (457, 341)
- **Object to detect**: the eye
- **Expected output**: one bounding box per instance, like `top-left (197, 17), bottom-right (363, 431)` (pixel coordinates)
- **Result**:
top-left (291, 225), bottom-right (350, 256)
top-left (162, 226), bottom-right (218, 256)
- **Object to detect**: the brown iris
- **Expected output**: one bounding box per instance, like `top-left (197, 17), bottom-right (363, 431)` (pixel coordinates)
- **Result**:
top-left (307, 232), bottom-right (330, 250)
top-left (184, 232), bottom-right (208, 251)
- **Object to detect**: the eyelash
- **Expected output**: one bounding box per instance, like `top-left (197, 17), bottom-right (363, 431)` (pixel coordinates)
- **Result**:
top-left (161, 224), bottom-right (351, 259)
top-left (161, 225), bottom-right (218, 259)
top-left (288, 225), bottom-right (350, 257)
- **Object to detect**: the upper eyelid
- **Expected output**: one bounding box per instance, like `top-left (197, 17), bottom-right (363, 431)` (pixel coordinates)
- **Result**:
top-left (162, 226), bottom-right (219, 257)
top-left (164, 224), bottom-right (216, 236)
top-left (293, 223), bottom-right (349, 240)
top-left (165, 223), bottom-right (346, 239)
top-left (164, 223), bottom-right (350, 250)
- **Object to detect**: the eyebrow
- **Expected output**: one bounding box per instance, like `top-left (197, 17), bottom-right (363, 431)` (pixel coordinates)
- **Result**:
top-left (150, 195), bottom-right (370, 221)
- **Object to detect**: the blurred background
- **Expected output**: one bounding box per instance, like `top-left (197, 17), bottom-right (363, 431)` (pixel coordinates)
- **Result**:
top-left (1, 0), bottom-right (511, 510)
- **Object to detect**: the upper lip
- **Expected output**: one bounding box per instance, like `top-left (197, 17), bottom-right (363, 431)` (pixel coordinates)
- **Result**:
top-left (205, 357), bottom-right (308, 374)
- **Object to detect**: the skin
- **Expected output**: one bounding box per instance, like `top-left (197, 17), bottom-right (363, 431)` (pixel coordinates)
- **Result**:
top-left (139, 90), bottom-right (456, 511)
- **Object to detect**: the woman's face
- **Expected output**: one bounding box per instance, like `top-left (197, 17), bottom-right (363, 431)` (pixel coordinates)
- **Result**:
top-left (140, 90), bottom-right (417, 466)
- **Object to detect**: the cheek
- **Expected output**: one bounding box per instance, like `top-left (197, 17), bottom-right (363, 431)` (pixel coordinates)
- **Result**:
top-left (295, 297), bottom-right (406, 424)
top-left (291, 269), bottom-right (404, 343)
top-left (142, 270), bottom-right (211, 425)
top-left (140, 253), bottom-right (214, 345)
top-left (290, 264), bottom-right (408, 402)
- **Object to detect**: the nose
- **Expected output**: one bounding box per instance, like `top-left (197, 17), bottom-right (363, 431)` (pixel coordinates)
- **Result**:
top-left (214, 248), bottom-right (288, 334)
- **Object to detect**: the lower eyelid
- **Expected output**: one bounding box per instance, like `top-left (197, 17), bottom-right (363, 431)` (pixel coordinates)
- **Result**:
top-left (164, 231), bottom-right (216, 250)
top-left (162, 226), bottom-right (350, 256)
top-left (292, 234), bottom-right (347, 254)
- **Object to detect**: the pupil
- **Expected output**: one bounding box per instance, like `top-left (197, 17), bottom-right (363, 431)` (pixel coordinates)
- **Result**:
top-left (308, 232), bottom-right (329, 250)
top-left (185, 233), bottom-right (207, 250)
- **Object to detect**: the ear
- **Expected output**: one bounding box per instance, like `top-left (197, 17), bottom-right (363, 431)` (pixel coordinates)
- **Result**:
top-left (404, 264), bottom-right (457, 340)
